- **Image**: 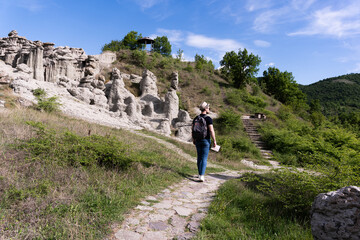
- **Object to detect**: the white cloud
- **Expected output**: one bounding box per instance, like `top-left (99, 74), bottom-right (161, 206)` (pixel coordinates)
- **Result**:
top-left (186, 33), bottom-right (243, 52)
top-left (289, 3), bottom-right (360, 38)
top-left (219, 5), bottom-right (242, 24)
top-left (9, 0), bottom-right (45, 12)
top-left (246, 0), bottom-right (272, 12)
top-left (265, 62), bottom-right (275, 67)
top-left (253, 7), bottom-right (289, 33)
top-left (254, 40), bottom-right (271, 47)
top-left (291, 0), bottom-right (316, 11)
top-left (152, 28), bottom-right (184, 47)
top-left (131, 0), bottom-right (166, 10)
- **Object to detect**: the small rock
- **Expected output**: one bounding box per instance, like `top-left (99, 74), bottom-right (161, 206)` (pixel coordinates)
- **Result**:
top-left (187, 221), bottom-right (200, 233)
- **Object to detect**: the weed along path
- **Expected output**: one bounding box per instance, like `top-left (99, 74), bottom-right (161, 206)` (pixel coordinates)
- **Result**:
top-left (108, 131), bottom-right (242, 240)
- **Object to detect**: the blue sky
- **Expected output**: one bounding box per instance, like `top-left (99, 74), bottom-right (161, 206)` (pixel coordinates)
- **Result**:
top-left (1, 0), bottom-right (360, 85)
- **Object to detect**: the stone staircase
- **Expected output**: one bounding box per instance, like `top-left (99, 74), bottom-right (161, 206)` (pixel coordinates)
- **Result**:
top-left (241, 115), bottom-right (279, 167)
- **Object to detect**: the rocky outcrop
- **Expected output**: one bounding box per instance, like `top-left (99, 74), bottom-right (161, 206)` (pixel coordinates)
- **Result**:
top-left (311, 186), bottom-right (360, 240)
top-left (1, 31), bottom-right (193, 140)
top-left (0, 30), bottom-right (115, 84)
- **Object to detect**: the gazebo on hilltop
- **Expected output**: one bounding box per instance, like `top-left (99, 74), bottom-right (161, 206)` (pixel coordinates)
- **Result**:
top-left (137, 37), bottom-right (154, 52)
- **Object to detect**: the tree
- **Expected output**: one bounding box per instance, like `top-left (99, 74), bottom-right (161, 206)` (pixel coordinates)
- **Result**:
top-left (194, 54), bottom-right (214, 71)
top-left (153, 36), bottom-right (172, 56)
top-left (220, 48), bottom-right (261, 88)
top-left (102, 40), bottom-right (122, 52)
top-left (261, 67), bottom-right (307, 109)
top-left (176, 48), bottom-right (184, 61)
top-left (101, 31), bottom-right (142, 52)
top-left (121, 31), bottom-right (142, 50)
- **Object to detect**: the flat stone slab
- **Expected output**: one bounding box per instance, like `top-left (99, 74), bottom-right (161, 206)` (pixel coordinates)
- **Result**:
top-left (149, 221), bottom-right (169, 231)
top-left (115, 230), bottom-right (142, 240)
top-left (174, 206), bottom-right (193, 217)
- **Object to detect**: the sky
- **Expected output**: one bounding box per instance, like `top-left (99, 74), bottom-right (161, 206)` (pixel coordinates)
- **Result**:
top-left (1, 0), bottom-right (360, 85)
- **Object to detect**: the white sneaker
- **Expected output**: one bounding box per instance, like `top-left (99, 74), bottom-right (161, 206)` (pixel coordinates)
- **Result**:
top-left (199, 175), bottom-right (205, 182)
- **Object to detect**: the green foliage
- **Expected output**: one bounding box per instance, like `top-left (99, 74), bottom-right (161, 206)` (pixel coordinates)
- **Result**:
top-left (260, 67), bottom-right (307, 110)
top-left (196, 179), bottom-right (312, 239)
top-left (194, 54), bottom-right (214, 72)
top-left (255, 108), bottom-right (360, 215)
top-left (102, 31), bottom-right (142, 52)
top-left (200, 86), bottom-right (212, 96)
top-left (102, 40), bottom-right (122, 52)
top-left (131, 50), bottom-right (147, 67)
top-left (20, 121), bottom-right (133, 170)
top-left (226, 88), bottom-right (267, 112)
top-left (300, 73), bottom-right (360, 116)
top-left (183, 64), bottom-right (194, 72)
top-left (175, 48), bottom-right (183, 61)
top-left (32, 88), bottom-right (61, 113)
top-left (153, 36), bottom-right (172, 56)
top-left (216, 109), bottom-right (242, 133)
top-left (220, 48), bottom-right (261, 88)
top-left (218, 135), bottom-right (261, 160)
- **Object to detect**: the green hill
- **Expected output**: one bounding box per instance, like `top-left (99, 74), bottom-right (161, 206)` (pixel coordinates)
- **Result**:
top-left (300, 73), bottom-right (360, 115)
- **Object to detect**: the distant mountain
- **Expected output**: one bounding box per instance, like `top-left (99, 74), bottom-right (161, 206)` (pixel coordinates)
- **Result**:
top-left (300, 73), bottom-right (360, 115)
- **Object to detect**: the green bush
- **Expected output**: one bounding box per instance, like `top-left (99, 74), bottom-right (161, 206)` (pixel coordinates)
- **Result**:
top-left (216, 109), bottom-right (242, 134)
top-left (20, 121), bottom-right (133, 170)
top-left (197, 179), bottom-right (312, 239)
top-left (32, 88), bottom-right (61, 113)
top-left (131, 50), bottom-right (147, 67)
top-left (226, 88), bottom-right (267, 111)
top-left (218, 135), bottom-right (261, 160)
top-left (200, 87), bottom-right (212, 96)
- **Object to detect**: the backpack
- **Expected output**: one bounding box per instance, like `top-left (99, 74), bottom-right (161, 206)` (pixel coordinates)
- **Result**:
top-left (192, 115), bottom-right (208, 141)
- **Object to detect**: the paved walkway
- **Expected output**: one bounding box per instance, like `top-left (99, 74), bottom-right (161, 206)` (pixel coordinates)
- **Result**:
top-left (109, 171), bottom-right (240, 240)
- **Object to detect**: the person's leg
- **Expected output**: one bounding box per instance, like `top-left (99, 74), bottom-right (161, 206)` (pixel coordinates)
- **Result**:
top-left (195, 142), bottom-right (203, 176)
top-left (196, 139), bottom-right (210, 177)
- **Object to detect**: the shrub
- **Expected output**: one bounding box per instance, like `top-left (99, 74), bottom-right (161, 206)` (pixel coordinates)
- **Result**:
top-left (216, 109), bottom-right (242, 134)
top-left (200, 87), bottom-right (212, 96)
top-left (19, 121), bottom-right (133, 171)
top-left (32, 88), bottom-right (61, 113)
top-left (131, 50), bottom-right (147, 67)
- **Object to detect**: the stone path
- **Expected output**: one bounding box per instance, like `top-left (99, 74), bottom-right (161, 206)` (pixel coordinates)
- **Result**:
top-left (109, 170), bottom-right (240, 240)
top-left (108, 117), bottom-right (278, 239)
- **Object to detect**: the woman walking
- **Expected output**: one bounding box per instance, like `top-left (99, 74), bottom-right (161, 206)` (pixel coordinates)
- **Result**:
top-left (192, 102), bottom-right (217, 182)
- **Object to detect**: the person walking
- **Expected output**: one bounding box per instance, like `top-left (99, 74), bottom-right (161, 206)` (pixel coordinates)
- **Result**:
top-left (192, 102), bottom-right (217, 182)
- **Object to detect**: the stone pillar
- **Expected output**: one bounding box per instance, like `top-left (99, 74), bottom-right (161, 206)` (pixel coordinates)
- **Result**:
top-left (33, 45), bottom-right (44, 81)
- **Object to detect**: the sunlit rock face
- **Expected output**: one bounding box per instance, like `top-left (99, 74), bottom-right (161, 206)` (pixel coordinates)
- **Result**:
top-left (1, 31), bottom-right (193, 140)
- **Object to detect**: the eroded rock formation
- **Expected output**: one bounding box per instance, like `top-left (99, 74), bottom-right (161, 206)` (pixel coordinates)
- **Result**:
top-left (0, 31), bottom-right (193, 140)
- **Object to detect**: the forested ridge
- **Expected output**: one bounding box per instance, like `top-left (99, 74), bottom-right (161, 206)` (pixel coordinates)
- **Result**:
top-left (300, 73), bottom-right (360, 115)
